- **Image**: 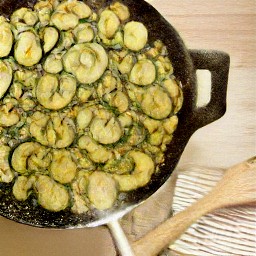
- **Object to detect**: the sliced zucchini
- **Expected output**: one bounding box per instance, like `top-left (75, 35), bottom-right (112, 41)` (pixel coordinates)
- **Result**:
top-left (27, 144), bottom-right (51, 172)
top-left (14, 31), bottom-right (42, 67)
top-left (90, 116), bottom-right (123, 145)
top-left (110, 2), bottom-right (130, 21)
top-left (77, 86), bottom-right (95, 103)
top-left (162, 78), bottom-right (183, 114)
top-left (56, 0), bottom-right (91, 19)
top-left (11, 7), bottom-right (38, 28)
top-left (0, 60), bottom-right (12, 99)
top-left (141, 85), bottom-right (173, 120)
top-left (63, 43), bottom-right (108, 84)
top-left (148, 128), bottom-right (165, 146)
top-left (51, 12), bottom-right (79, 31)
top-left (155, 56), bottom-right (174, 80)
top-left (118, 113), bottom-right (133, 128)
top-left (74, 23), bottom-right (94, 43)
top-left (34, 1), bottom-right (53, 26)
top-left (98, 10), bottom-right (120, 39)
top-left (35, 175), bottom-right (69, 212)
top-left (96, 71), bottom-right (117, 98)
top-left (76, 107), bottom-right (93, 130)
top-left (87, 171), bottom-right (117, 210)
top-left (36, 73), bottom-right (76, 110)
top-left (124, 21), bottom-right (148, 51)
top-left (129, 59), bottom-right (156, 86)
top-left (50, 150), bottom-right (77, 184)
top-left (0, 103), bottom-right (20, 127)
top-left (163, 115), bottom-right (178, 135)
top-left (57, 31), bottom-right (75, 51)
top-left (118, 54), bottom-right (134, 74)
top-left (51, 1), bottom-right (91, 31)
top-left (23, 10), bottom-right (38, 26)
top-left (127, 124), bottom-right (146, 146)
top-left (0, 145), bottom-right (14, 183)
top-left (104, 91), bottom-right (129, 113)
top-left (0, 18), bottom-right (14, 57)
top-left (43, 53), bottom-right (63, 74)
top-left (99, 31), bottom-right (123, 48)
top-left (20, 97), bottom-right (36, 112)
top-left (13, 176), bottom-right (35, 200)
top-left (71, 171), bottom-right (90, 214)
top-left (142, 117), bottom-right (160, 134)
top-left (78, 135), bottom-right (113, 164)
top-left (14, 69), bottom-right (38, 88)
top-left (113, 151), bottom-right (154, 192)
top-left (10, 82), bottom-right (23, 100)
top-left (11, 142), bottom-right (41, 174)
top-left (29, 112), bottom-right (76, 149)
top-left (70, 1), bottom-right (92, 19)
top-left (41, 26), bottom-right (59, 53)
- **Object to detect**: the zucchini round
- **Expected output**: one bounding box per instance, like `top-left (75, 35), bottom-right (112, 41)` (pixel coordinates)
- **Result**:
top-left (63, 43), bottom-right (108, 84)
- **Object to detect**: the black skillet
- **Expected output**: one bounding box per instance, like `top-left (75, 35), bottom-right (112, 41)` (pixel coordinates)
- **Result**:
top-left (0, 0), bottom-right (230, 238)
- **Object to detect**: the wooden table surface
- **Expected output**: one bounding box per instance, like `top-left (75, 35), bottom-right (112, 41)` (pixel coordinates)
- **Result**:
top-left (0, 1), bottom-right (255, 256)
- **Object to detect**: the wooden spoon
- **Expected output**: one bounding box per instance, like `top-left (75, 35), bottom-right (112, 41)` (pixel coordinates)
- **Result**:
top-left (131, 156), bottom-right (256, 256)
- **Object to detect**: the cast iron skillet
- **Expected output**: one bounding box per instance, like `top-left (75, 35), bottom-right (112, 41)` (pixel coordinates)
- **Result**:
top-left (0, 0), bottom-right (230, 228)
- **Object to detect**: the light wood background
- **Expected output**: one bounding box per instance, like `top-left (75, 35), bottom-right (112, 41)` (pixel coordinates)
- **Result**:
top-left (0, 1), bottom-right (255, 256)
top-left (150, 0), bottom-right (256, 169)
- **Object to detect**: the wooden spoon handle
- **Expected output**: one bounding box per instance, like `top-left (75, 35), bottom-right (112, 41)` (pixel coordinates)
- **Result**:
top-left (132, 189), bottom-right (217, 256)
top-left (132, 157), bottom-right (256, 256)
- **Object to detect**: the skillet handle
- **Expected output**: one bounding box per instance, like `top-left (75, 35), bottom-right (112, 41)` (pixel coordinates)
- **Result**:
top-left (188, 50), bottom-right (230, 129)
top-left (108, 220), bottom-right (135, 256)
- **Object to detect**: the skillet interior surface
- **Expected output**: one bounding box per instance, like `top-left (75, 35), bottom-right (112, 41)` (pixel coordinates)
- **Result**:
top-left (0, 0), bottom-right (198, 228)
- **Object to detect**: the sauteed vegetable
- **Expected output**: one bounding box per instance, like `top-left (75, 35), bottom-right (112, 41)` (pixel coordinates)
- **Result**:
top-left (0, 0), bottom-right (183, 213)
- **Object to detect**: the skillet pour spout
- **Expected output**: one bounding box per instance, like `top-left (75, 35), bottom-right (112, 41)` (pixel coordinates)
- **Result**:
top-left (0, 0), bottom-right (230, 228)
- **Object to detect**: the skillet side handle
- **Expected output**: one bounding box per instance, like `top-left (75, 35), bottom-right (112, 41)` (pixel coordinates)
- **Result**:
top-left (189, 50), bottom-right (230, 128)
